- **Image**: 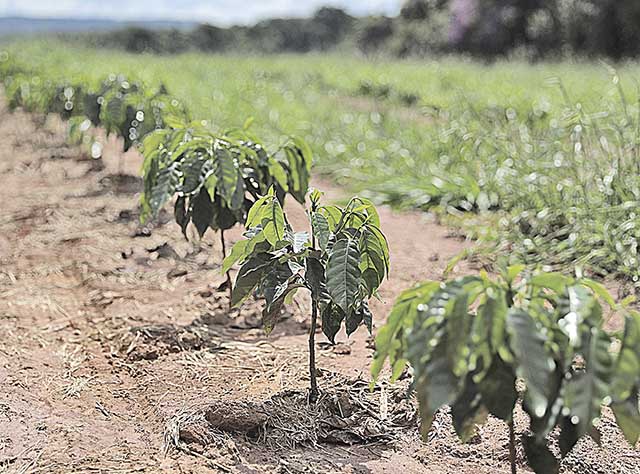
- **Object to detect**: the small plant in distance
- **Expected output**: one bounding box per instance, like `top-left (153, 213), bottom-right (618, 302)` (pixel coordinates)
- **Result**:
top-left (372, 266), bottom-right (640, 474)
top-left (140, 120), bottom-right (311, 296)
top-left (225, 188), bottom-right (389, 401)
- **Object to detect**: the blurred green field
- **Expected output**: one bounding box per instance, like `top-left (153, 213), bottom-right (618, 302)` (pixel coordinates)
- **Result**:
top-left (5, 40), bottom-right (640, 284)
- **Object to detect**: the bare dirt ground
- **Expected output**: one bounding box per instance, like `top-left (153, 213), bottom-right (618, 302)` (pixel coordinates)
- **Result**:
top-left (0, 97), bottom-right (638, 474)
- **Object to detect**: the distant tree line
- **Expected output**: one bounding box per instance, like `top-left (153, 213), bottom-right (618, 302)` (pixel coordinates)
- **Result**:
top-left (70, 1), bottom-right (640, 59)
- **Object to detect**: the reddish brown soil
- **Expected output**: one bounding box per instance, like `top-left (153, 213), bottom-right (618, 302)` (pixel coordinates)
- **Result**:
top-left (0, 98), bottom-right (638, 474)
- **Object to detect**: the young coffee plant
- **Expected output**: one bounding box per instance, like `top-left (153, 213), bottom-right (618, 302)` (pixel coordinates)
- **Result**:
top-left (139, 121), bottom-right (311, 295)
top-left (225, 188), bottom-right (389, 401)
top-left (372, 266), bottom-right (640, 473)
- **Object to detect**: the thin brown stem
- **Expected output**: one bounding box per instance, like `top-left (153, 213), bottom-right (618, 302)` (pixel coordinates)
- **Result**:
top-left (508, 418), bottom-right (517, 474)
top-left (220, 230), bottom-right (232, 307)
top-left (308, 298), bottom-right (319, 403)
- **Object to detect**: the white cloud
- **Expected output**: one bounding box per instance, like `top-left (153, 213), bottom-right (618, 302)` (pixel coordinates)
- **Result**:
top-left (0, 0), bottom-right (401, 24)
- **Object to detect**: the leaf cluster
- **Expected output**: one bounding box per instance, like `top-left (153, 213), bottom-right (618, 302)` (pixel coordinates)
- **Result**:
top-left (225, 188), bottom-right (390, 339)
top-left (139, 123), bottom-right (311, 237)
top-left (372, 266), bottom-right (640, 473)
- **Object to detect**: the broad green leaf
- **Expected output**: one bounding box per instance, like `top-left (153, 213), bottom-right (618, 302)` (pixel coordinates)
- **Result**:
top-left (371, 281), bottom-right (440, 382)
top-left (306, 256), bottom-right (327, 303)
top-left (321, 303), bottom-right (345, 344)
top-left (319, 205), bottom-right (342, 231)
top-left (581, 278), bottom-right (616, 309)
top-left (477, 357), bottom-right (517, 421)
top-left (260, 197), bottom-right (286, 246)
top-left (560, 327), bottom-right (613, 455)
top-left (326, 238), bottom-right (361, 314)
top-left (451, 377), bottom-right (487, 442)
top-left (191, 188), bottom-right (215, 237)
top-left (149, 162), bottom-right (181, 216)
top-left (412, 337), bottom-right (461, 439)
top-left (611, 311), bottom-right (640, 401)
top-left (311, 212), bottom-right (330, 251)
top-left (231, 254), bottom-right (270, 307)
top-left (245, 195), bottom-right (271, 228)
top-left (530, 272), bottom-right (571, 294)
top-left (505, 264), bottom-right (526, 284)
top-left (181, 155), bottom-right (208, 195)
top-left (612, 391), bottom-right (640, 446)
top-left (174, 196), bottom-right (190, 239)
top-left (214, 147), bottom-right (238, 205)
top-left (222, 239), bottom-right (249, 274)
top-left (506, 309), bottom-right (554, 420)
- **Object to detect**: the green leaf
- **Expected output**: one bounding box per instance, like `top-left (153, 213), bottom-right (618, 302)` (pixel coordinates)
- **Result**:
top-left (261, 197), bottom-right (286, 246)
top-left (174, 196), bottom-right (190, 239)
top-left (505, 264), bottom-right (526, 284)
top-left (451, 377), bottom-right (487, 442)
top-left (181, 155), bottom-right (209, 195)
top-left (321, 303), bottom-right (345, 344)
top-left (359, 227), bottom-right (388, 296)
top-left (306, 256), bottom-right (327, 303)
top-left (326, 237), bottom-right (361, 314)
top-left (412, 337), bottom-right (461, 439)
top-left (523, 435), bottom-right (559, 474)
top-left (214, 147), bottom-right (239, 205)
top-left (311, 212), bottom-right (330, 251)
top-left (260, 262), bottom-right (294, 333)
top-left (371, 281), bottom-right (440, 382)
top-left (231, 254), bottom-right (270, 307)
top-left (530, 272), bottom-right (571, 294)
top-left (560, 327), bottom-right (613, 455)
top-left (612, 390), bottom-right (640, 446)
top-left (506, 309), bottom-right (554, 420)
top-left (191, 188), bottom-right (215, 238)
top-left (222, 239), bottom-right (249, 274)
top-left (149, 162), bottom-right (181, 216)
top-left (612, 311), bottom-right (640, 402)
top-left (477, 357), bottom-right (517, 421)
top-left (581, 278), bottom-right (616, 309)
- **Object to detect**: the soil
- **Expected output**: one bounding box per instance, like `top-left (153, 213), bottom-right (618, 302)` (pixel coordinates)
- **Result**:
top-left (0, 97), bottom-right (638, 474)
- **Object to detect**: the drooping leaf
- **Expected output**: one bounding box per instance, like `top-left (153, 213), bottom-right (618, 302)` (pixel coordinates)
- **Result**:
top-left (451, 376), bottom-right (487, 442)
top-left (560, 327), bottom-right (613, 455)
top-left (506, 309), bottom-right (554, 420)
top-left (612, 390), bottom-right (640, 446)
top-left (174, 196), bottom-right (190, 239)
top-left (214, 147), bottom-right (239, 205)
top-left (611, 311), bottom-right (640, 401)
top-left (231, 254), bottom-right (271, 307)
top-left (477, 357), bottom-right (517, 421)
top-left (321, 303), bottom-right (345, 344)
top-left (326, 237), bottom-right (361, 314)
top-left (311, 212), bottom-right (330, 251)
top-left (306, 256), bottom-right (328, 303)
top-left (371, 281), bottom-right (440, 382)
top-left (191, 188), bottom-right (215, 238)
top-left (149, 162), bottom-right (181, 216)
top-left (412, 336), bottom-right (461, 439)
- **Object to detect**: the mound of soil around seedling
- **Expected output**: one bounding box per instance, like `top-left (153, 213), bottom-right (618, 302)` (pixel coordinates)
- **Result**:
top-left (166, 374), bottom-right (417, 455)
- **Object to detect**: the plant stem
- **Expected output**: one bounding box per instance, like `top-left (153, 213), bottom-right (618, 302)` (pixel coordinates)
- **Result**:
top-left (308, 297), bottom-right (319, 403)
top-left (508, 417), bottom-right (517, 474)
top-left (220, 230), bottom-right (232, 307)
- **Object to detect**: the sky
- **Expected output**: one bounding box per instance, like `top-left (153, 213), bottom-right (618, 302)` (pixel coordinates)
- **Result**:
top-left (0, 0), bottom-right (401, 24)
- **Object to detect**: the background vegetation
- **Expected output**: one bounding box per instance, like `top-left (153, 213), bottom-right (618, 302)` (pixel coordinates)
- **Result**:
top-left (58, 1), bottom-right (640, 60)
